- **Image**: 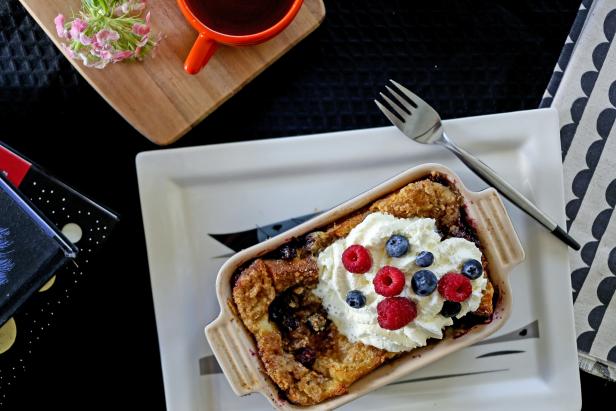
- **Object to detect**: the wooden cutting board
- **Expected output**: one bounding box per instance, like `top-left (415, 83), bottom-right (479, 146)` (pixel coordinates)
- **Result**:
top-left (18, 0), bottom-right (325, 145)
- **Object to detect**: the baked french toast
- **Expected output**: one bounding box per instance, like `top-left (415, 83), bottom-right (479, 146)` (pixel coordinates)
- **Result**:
top-left (232, 176), bottom-right (494, 405)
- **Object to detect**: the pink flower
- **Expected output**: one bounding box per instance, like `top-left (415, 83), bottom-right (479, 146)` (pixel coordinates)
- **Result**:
top-left (69, 18), bottom-right (88, 40)
top-left (54, 14), bottom-right (68, 38)
top-left (78, 33), bottom-right (93, 46)
top-left (76, 51), bottom-right (94, 67)
top-left (136, 34), bottom-right (150, 47)
top-left (90, 58), bottom-right (109, 69)
top-left (56, 0), bottom-right (158, 69)
top-left (90, 47), bottom-right (113, 60)
top-left (112, 50), bottom-right (133, 62)
top-left (132, 22), bottom-right (150, 36)
top-left (80, 50), bottom-right (109, 69)
top-left (95, 29), bottom-right (120, 45)
top-left (60, 43), bottom-right (76, 59)
top-left (133, 11), bottom-right (151, 36)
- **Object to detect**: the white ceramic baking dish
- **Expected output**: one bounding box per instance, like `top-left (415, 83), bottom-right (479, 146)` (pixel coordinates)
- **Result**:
top-left (205, 163), bottom-right (525, 410)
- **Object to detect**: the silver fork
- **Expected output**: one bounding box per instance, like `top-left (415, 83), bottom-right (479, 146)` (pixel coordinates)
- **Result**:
top-left (375, 79), bottom-right (580, 250)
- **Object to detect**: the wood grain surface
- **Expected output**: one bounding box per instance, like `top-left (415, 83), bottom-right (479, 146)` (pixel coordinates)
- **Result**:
top-left (18, 0), bottom-right (325, 145)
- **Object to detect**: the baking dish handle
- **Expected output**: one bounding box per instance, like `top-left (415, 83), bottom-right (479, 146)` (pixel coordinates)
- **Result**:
top-left (467, 188), bottom-right (525, 272)
top-left (205, 314), bottom-right (261, 396)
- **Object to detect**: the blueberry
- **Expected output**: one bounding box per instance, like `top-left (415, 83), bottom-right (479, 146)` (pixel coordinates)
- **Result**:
top-left (268, 298), bottom-right (285, 323)
top-left (415, 251), bottom-right (434, 267)
top-left (346, 290), bottom-right (366, 308)
top-left (295, 348), bottom-right (316, 368)
top-left (440, 301), bottom-right (462, 317)
top-left (386, 234), bottom-right (410, 257)
top-left (462, 259), bottom-right (483, 279)
top-left (411, 270), bottom-right (438, 296)
top-left (269, 292), bottom-right (299, 331)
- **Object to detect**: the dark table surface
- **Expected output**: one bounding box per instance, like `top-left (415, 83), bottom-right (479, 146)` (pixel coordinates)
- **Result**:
top-left (0, 0), bottom-right (614, 409)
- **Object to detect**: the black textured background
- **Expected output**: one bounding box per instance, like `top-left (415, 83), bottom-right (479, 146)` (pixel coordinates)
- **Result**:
top-left (0, 0), bottom-right (612, 409)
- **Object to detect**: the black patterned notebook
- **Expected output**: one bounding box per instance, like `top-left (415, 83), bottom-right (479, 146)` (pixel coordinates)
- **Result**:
top-left (0, 175), bottom-right (77, 326)
top-left (0, 141), bottom-right (119, 404)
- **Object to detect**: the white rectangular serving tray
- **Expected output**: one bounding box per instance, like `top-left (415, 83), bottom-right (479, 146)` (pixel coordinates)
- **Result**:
top-left (136, 107), bottom-right (581, 411)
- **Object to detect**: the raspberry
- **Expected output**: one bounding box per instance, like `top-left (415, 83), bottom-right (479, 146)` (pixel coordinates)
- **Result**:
top-left (373, 266), bottom-right (405, 296)
top-left (438, 273), bottom-right (472, 302)
top-left (342, 245), bottom-right (372, 274)
top-left (377, 297), bottom-right (417, 330)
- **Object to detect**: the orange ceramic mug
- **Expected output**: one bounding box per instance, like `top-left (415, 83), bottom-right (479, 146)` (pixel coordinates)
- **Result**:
top-left (177, 0), bottom-right (304, 74)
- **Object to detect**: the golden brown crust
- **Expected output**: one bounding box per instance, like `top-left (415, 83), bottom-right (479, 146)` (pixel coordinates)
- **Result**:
top-left (321, 179), bottom-right (463, 246)
top-left (475, 280), bottom-right (494, 317)
top-left (233, 260), bottom-right (276, 330)
top-left (369, 179), bottom-right (462, 227)
top-left (263, 259), bottom-right (319, 293)
top-left (313, 327), bottom-right (397, 386)
top-left (233, 258), bottom-right (391, 405)
top-left (232, 179), bottom-right (495, 405)
top-left (325, 210), bottom-right (369, 240)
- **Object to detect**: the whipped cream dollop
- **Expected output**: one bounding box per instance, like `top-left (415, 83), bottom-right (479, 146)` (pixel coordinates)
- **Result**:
top-left (313, 212), bottom-right (487, 352)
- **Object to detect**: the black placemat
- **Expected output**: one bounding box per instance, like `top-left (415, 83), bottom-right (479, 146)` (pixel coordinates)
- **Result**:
top-left (2, 0), bottom-right (608, 409)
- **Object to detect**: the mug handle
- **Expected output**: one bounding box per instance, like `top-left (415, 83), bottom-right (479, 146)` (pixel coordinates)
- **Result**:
top-left (184, 33), bottom-right (218, 74)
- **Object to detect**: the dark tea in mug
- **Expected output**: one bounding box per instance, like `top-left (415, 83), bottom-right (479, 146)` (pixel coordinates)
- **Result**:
top-left (185, 0), bottom-right (297, 36)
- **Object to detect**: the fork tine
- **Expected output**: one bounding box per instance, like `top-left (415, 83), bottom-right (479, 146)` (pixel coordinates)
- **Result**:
top-left (379, 92), bottom-right (408, 119)
top-left (374, 99), bottom-right (405, 129)
top-left (385, 85), bottom-right (414, 113)
top-left (389, 79), bottom-right (428, 108)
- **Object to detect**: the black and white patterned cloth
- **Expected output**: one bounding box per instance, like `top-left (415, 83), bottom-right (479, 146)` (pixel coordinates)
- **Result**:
top-left (540, 0), bottom-right (616, 381)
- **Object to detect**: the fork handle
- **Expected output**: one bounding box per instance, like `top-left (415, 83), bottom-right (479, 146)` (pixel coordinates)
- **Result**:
top-left (439, 133), bottom-right (580, 250)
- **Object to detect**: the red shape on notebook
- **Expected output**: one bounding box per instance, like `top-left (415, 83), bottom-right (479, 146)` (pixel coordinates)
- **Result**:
top-left (0, 145), bottom-right (31, 187)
